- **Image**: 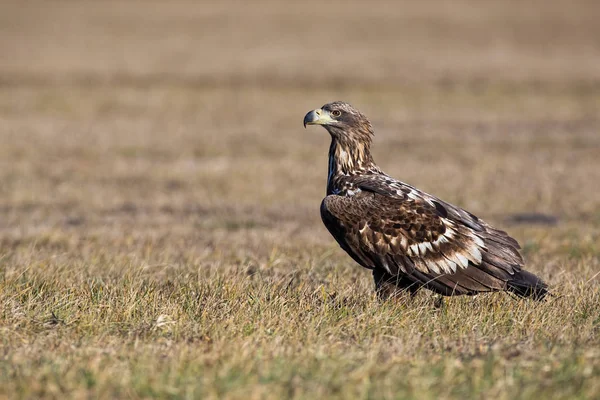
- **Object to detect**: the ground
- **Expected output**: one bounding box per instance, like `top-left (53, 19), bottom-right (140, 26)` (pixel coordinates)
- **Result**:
top-left (1, 1), bottom-right (600, 399)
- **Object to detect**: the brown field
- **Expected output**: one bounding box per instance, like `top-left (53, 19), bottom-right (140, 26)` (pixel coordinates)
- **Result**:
top-left (1, 1), bottom-right (600, 399)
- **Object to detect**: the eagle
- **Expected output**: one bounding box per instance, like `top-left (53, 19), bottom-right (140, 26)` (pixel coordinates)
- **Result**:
top-left (304, 101), bottom-right (548, 300)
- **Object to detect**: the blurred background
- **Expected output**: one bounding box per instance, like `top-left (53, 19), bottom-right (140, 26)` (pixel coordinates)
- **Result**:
top-left (2, 1), bottom-right (600, 397)
top-left (1, 0), bottom-right (599, 271)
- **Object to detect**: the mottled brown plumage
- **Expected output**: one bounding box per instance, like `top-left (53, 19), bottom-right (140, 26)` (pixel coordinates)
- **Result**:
top-left (304, 101), bottom-right (548, 300)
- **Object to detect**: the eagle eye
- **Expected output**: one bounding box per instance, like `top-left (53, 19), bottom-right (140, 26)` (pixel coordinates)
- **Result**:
top-left (331, 110), bottom-right (341, 117)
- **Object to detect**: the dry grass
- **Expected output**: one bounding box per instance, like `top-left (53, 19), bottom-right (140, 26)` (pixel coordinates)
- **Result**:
top-left (1, 1), bottom-right (600, 399)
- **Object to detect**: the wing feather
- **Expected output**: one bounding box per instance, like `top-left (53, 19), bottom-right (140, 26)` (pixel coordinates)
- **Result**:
top-left (320, 176), bottom-right (526, 294)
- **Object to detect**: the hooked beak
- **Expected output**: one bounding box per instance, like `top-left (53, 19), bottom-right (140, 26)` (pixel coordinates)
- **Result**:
top-left (303, 108), bottom-right (335, 128)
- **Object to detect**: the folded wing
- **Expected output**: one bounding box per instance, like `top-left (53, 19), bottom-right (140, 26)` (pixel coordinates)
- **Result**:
top-left (320, 181), bottom-right (526, 295)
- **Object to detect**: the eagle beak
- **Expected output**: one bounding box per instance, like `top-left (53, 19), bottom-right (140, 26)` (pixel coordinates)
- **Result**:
top-left (303, 108), bottom-right (334, 128)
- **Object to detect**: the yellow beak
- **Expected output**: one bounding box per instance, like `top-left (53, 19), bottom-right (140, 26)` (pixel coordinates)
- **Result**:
top-left (303, 108), bottom-right (335, 127)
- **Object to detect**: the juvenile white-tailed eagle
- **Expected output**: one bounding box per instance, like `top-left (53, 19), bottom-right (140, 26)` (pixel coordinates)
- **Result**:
top-left (304, 101), bottom-right (548, 300)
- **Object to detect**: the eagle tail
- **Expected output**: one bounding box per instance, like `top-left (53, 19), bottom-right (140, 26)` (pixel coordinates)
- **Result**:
top-left (506, 270), bottom-right (549, 300)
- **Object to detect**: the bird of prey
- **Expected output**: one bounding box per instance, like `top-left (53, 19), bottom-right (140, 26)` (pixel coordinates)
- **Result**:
top-left (304, 101), bottom-right (548, 300)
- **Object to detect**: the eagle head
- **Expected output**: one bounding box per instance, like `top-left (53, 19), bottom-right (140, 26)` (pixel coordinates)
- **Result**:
top-left (304, 101), bottom-right (374, 142)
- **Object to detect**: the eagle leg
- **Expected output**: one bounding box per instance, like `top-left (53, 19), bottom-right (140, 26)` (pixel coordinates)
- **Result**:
top-left (373, 269), bottom-right (420, 301)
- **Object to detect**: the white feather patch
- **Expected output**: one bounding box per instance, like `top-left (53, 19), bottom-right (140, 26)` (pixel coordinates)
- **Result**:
top-left (408, 244), bottom-right (420, 257)
top-left (443, 226), bottom-right (455, 239)
top-left (400, 236), bottom-right (408, 250)
top-left (379, 256), bottom-right (393, 275)
top-left (455, 253), bottom-right (469, 269)
top-left (434, 235), bottom-right (449, 245)
top-left (447, 258), bottom-right (458, 273)
top-left (467, 245), bottom-right (483, 264)
top-left (426, 259), bottom-right (440, 274)
top-left (424, 241), bottom-right (434, 253)
top-left (434, 258), bottom-right (449, 274)
top-left (472, 234), bottom-right (485, 248)
top-left (407, 191), bottom-right (420, 201)
top-left (359, 223), bottom-right (369, 234)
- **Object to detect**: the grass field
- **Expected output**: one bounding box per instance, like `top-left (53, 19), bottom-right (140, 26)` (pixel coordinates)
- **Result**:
top-left (1, 1), bottom-right (600, 399)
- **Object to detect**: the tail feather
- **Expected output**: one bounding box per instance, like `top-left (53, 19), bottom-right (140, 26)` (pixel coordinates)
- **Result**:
top-left (507, 270), bottom-right (549, 300)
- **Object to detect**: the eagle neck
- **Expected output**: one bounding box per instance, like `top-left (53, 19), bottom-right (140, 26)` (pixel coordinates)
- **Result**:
top-left (327, 136), bottom-right (376, 194)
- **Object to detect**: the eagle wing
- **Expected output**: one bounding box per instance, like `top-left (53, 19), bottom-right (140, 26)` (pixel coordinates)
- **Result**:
top-left (320, 176), bottom-right (525, 294)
